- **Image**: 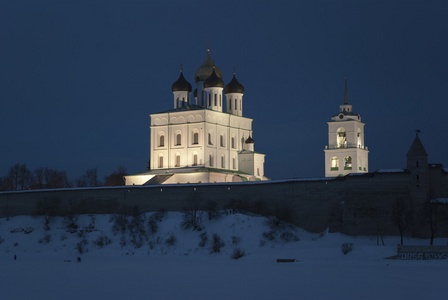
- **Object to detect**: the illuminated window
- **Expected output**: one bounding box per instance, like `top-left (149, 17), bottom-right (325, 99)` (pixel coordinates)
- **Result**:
top-left (331, 157), bottom-right (338, 170)
top-left (176, 134), bottom-right (181, 145)
top-left (344, 156), bottom-right (352, 170)
top-left (159, 135), bottom-right (165, 147)
top-left (337, 128), bottom-right (346, 148)
top-left (193, 132), bottom-right (199, 144)
top-left (175, 154), bottom-right (180, 167)
top-left (357, 128), bottom-right (361, 148)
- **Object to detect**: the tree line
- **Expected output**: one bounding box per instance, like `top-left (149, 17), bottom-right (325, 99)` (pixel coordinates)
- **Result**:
top-left (0, 164), bottom-right (127, 191)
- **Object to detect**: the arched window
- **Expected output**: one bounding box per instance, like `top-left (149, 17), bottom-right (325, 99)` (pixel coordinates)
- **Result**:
top-left (337, 128), bottom-right (347, 148)
top-left (209, 155), bottom-right (213, 167)
top-left (208, 94), bottom-right (211, 107)
top-left (175, 154), bottom-right (180, 167)
top-left (229, 98), bottom-right (232, 110)
top-left (232, 157), bottom-right (236, 169)
top-left (201, 91), bottom-right (205, 106)
top-left (193, 154), bottom-right (198, 166)
top-left (176, 134), bottom-right (181, 145)
top-left (219, 94), bottom-right (222, 107)
top-left (220, 135), bottom-right (224, 147)
top-left (257, 168), bottom-right (260, 176)
top-left (214, 94), bottom-right (217, 106)
top-left (235, 99), bottom-right (237, 110)
top-left (344, 156), bottom-right (352, 170)
top-left (231, 137), bottom-right (235, 149)
top-left (357, 128), bottom-right (362, 148)
top-left (331, 157), bottom-right (339, 171)
top-left (159, 156), bottom-right (163, 168)
top-left (221, 155), bottom-right (225, 168)
top-left (159, 135), bottom-right (165, 147)
top-left (193, 132), bottom-right (199, 144)
top-left (208, 133), bottom-right (213, 145)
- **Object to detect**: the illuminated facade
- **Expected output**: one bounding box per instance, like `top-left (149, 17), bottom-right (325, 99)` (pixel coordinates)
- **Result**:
top-left (324, 76), bottom-right (369, 177)
top-left (125, 49), bottom-right (267, 185)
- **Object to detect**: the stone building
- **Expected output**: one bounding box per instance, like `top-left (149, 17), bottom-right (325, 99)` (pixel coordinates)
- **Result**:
top-left (125, 49), bottom-right (267, 185)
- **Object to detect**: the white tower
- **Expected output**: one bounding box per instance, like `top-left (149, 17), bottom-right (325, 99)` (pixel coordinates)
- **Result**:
top-left (194, 48), bottom-right (223, 107)
top-left (224, 71), bottom-right (245, 116)
top-left (324, 76), bottom-right (369, 177)
top-left (171, 67), bottom-right (192, 108)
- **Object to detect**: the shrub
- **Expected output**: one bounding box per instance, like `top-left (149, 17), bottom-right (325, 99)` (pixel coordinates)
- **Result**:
top-left (199, 232), bottom-right (208, 247)
top-left (111, 214), bottom-right (128, 235)
top-left (231, 248), bottom-right (245, 259)
top-left (151, 210), bottom-right (166, 222)
top-left (342, 242), bottom-right (353, 255)
top-left (165, 234), bottom-right (176, 246)
top-left (231, 236), bottom-right (241, 245)
top-left (211, 234), bottom-right (225, 253)
top-left (39, 234), bottom-right (51, 245)
top-left (280, 231), bottom-right (300, 242)
top-left (76, 238), bottom-right (88, 254)
top-left (94, 235), bottom-right (112, 248)
top-left (120, 236), bottom-right (127, 247)
top-left (148, 219), bottom-right (158, 235)
top-left (263, 231), bottom-right (276, 241)
top-left (64, 214), bottom-right (78, 233)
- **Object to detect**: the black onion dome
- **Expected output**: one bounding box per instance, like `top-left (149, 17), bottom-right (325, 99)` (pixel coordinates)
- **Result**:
top-left (224, 73), bottom-right (245, 94)
top-left (203, 68), bottom-right (224, 88)
top-left (245, 136), bottom-right (254, 144)
top-left (172, 71), bottom-right (192, 92)
top-left (195, 50), bottom-right (223, 82)
top-left (194, 88), bottom-right (197, 98)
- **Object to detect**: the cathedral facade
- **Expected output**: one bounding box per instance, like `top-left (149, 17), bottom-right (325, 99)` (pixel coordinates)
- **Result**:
top-left (125, 50), bottom-right (267, 185)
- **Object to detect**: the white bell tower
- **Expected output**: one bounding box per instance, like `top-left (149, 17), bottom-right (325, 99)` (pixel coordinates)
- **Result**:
top-left (324, 76), bottom-right (369, 177)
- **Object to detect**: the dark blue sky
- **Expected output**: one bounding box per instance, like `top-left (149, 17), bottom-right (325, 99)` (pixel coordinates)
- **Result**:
top-left (1, 0), bottom-right (447, 181)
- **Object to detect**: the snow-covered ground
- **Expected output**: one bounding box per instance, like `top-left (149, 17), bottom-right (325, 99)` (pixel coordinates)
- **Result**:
top-left (1, 212), bottom-right (447, 299)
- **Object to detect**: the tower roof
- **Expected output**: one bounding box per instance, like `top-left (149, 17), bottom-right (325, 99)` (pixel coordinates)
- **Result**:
top-left (407, 133), bottom-right (428, 157)
top-left (195, 49), bottom-right (223, 82)
top-left (171, 69), bottom-right (192, 92)
top-left (203, 67), bottom-right (224, 88)
top-left (245, 136), bottom-right (254, 144)
top-left (224, 72), bottom-right (245, 94)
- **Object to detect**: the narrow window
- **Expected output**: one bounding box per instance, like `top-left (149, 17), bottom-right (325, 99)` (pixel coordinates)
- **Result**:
top-left (176, 134), bottom-right (181, 145)
top-left (175, 155), bottom-right (180, 167)
top-left (235, 99), bottom-right (237, 110)
top-left (159, 135), bottom-right (165, 147)
top-left (201, 91), bottom-right (205, 106)
top-left (220, 135), bottom-right (224, 147)
top-left (219, 94), bottom-right (222, 106)
top-left (193, 154), bottom-right (198, 166)
top-left (344, 156), bottom-right (352, 170)
top-left (209, 155), bottom-right (213, 167)
top-left (221, 156), bottom-right (225, 168)
top-left (240, 99), bottom-right (241, 110)
top-left (159, 156), bottom-right (163, 168)
top-left (214, 94), bottom-right (217, 106)
top-left (193, 132), bottom-right (199, 144)
top-left (229, 98), bottom-right (232, 110)
top-left (257, 168), bottom-right (260, 176)
top-left (331, 157), bottom-right (338, 170)
top-left (208, 94), bottom-right (211, 107)
top-left (232, 157), bottom-right (236, 169)
top-left (231, 137), bottom-right (235, 149)
top-left (208, 133), bottom-right (212, 145)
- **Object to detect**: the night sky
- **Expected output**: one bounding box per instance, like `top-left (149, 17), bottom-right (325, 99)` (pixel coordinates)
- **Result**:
top-left (1, 0), bottom-right (447, 182)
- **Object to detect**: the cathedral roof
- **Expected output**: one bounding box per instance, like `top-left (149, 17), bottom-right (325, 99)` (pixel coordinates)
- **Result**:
top-left (171, 70), bottom-right (192, 92)
top-left (245, 136), bottom-right (254, 144)
top-left (407, 134), bottom-right (428, 157)
top-left (203, 67), bottom-right (224, 88)
top-left (224, 73), bottom-right (245, 94)
top-left (195, 49), bottom-right (223, 82)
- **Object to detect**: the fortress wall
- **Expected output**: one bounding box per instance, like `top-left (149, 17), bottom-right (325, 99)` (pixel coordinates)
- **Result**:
top-left (1, 172), bottom-right (446, 236)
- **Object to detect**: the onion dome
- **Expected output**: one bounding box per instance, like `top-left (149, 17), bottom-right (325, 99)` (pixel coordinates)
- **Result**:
top-left (245, 136), bottom-right (254, 144)
top-left (203, 67), bottom-right (224, 88)
top-left (195, 49), bottom-right (223, 82)
top-left (172, 70), bottom-right (192, 92)
top-left (194, 88), bottom-right (197, 98)
top-left (224, 73), bottom-right (245, 94)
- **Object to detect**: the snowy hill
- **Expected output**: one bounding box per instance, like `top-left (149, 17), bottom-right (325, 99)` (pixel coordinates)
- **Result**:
top-left (1, 212), bottom-right (448, 299)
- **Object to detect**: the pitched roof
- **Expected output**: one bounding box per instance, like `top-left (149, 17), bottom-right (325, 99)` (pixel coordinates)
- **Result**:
top-left (407, 135), bottom-right (428, 157)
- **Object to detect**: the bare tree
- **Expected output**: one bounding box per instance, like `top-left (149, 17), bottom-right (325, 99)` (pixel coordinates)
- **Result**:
top-left (392, 198), bottom-right (410, 245)
top-left (182, 196), bottom-right (202, 230)
top-left (76, 168), bottom-right (99, 187)
top-left (105, 166), bottom-right (127, 186)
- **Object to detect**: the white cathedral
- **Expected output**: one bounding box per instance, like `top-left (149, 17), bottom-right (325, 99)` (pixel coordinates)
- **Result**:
top-left (125, 49), bottom-right (267, 185)
top-left (324, 76), bottom-right (369, 177)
